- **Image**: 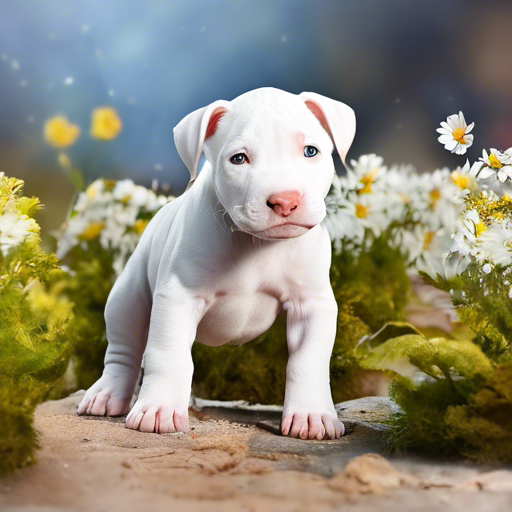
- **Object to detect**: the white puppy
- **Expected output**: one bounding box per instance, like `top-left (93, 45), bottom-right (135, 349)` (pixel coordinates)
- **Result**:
top-left (77, 87), bottom-right (356, 440)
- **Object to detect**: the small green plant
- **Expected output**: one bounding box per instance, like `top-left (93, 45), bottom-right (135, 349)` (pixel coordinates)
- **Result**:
top-left (0, 173), bottom-right (72, 475)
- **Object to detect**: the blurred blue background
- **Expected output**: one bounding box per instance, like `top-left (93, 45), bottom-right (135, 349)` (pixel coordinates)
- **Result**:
top-left (1, 0), bottom-right (511, 237)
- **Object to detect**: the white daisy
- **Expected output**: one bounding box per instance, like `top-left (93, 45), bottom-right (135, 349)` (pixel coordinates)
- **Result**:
top-left (113, 179), bottom-right (136, 202)
top-left (436, 111), bottom-right (474, 155)
top-left (0, 211), bottom-right (35, 255)
top-left (345, 154), bottom-right (386, 194)
top-left (473, 149), bottom-right (512, 183)
top-left (476, 220), bottom-right (512, 267)
top-left (450, 160), bottom-right (481, 193)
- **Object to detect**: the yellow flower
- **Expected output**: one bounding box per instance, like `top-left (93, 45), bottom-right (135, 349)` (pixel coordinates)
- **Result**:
top-left (134, 219), bottom-right (149, 234)
top-left (423, 231), bottom-right (435, 251)
top-left (475, 221), bottom-right (487, 237)
top-left (451, 171), bottom-right (473, 190)
top-left (429, 188), bottom-right (441, 209)
top-left (358, 169), bottom-right (379, 195)
top-left (79, 222), bottom-right (105, 241)
top-left (85, 181), bottom-right (100, 200)
top-left (355, 203), bottom-right (368, 218)
top-left (44, 116), bottom-right (81, 148)
top-left (90, 107), bottom-right (122, 140)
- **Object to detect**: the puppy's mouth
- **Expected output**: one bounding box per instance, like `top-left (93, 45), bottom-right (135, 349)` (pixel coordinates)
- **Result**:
top-left (250, 222), bottom-right (315, 240)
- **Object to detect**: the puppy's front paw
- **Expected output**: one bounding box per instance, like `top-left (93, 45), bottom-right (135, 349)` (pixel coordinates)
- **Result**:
top-left (125, 399), bottom-right (189, 434)
top-left (77, 374), bottom-right (133, 417)
top-left (281, 412), bottom-right (344, 440)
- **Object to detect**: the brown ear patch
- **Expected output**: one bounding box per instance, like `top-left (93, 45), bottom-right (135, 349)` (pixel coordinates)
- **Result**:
top-left (205, 108), bottom-right (228, 140)
top-left (303, 100), bottom-right (330, 136)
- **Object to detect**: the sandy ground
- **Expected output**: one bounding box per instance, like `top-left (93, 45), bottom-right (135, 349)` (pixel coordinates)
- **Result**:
top-left (1, 393), bottom-right (512, 511)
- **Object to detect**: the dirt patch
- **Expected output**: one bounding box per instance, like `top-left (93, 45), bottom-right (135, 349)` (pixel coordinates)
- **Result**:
top-left (2, 393), bottom-right (512, 511)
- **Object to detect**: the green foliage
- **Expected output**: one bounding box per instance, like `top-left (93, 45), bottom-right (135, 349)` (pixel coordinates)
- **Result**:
top-left (0, 175), bottom-right (72, 475)
top-left (361, 332), bottom-right (492, 381)
top-left (192, 314), bottom-right (289, 404)
top-left (193, 235), bottom-right (409, 404)
top-left (453, 264), bottom-right (512, 361)
top-left (363, 295), bottom-right (512, 462)
top-left (59, 245), bottom-right (116, 390)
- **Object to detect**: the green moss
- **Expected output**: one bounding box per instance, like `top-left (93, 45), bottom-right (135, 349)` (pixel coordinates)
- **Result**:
top-left (192, 314), bottom-right (289, 404)
top-left (60, 248), bottom-right (115, 390)
top-left (385, 366), bottom-right (512, 463)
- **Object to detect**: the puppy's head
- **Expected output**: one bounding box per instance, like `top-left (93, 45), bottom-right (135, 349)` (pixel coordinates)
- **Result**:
top-left (174, 87), bottom-right (355, 239)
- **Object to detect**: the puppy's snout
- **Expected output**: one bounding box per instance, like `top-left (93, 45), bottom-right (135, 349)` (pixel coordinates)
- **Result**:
top-left (266, 191), bottom-right (302, 217)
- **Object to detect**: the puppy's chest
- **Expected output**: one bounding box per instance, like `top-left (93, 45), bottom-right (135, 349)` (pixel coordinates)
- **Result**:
top-left (194, 257), bottom-right (300, 347)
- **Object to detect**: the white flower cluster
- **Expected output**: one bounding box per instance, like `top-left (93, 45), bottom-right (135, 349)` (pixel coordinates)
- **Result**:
top-left (324, 155), bottom-right (479, 274)
top-left (451, 196), bottom-right (512, 273)
top-left (56, 179), bottom-right (174, 275)
top-left (325, 109), bottom-right (512, 283)
top-left (0, 172), bottom-right (39, 257)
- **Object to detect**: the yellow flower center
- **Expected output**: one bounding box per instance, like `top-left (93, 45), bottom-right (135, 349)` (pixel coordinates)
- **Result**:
top-left (86, 183), bottom-right (97, 200)
top-left (79, 222), bottom-right (105, 241)
top-left (355, 203), bottom-right (368, 218)
top-left (423, 231), bottom-right (435, 251)
top-left (452, 127), bottom-right (466, 144)
top-left (475, 221), bottom-right (487, 237)
top-left (134, 219), bottom-right (149, 234)
top-left (489, 153), bottom-right (502, 169)
top-left (451, 172), bottom-right (471, 189)
top-left (358, 169), bottom-right (379, 195)
top-left (429, 188), bottom-right (441, 209)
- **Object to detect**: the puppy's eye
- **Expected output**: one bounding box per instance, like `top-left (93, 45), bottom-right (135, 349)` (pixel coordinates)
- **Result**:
top-left (230, 153), bottom-right (248, 165)
top-left (304, 145), bottom-right (318, 157)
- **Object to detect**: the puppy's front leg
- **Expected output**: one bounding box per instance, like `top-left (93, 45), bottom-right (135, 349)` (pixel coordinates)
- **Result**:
top-left (126, 287), bottom-right (198, 433)
top-left (281, 296), bottom-right (344, 440)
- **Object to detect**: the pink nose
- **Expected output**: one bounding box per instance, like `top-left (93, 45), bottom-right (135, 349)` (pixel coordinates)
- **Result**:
top-left (267, 191), bottom-right (302, 217)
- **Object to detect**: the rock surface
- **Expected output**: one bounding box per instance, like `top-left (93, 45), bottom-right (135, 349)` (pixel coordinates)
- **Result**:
top-left (1, 392), bottom-right (512, 511)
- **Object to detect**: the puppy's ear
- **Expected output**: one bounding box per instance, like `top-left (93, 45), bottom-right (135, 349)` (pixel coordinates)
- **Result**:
top-left (299, 92), bottom-right (356, 166)
top-left (173, 100), bottom-right (231, 187)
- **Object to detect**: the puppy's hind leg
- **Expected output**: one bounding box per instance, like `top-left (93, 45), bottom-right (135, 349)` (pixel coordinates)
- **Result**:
top-left (78, 256), bottom-right (151, 417)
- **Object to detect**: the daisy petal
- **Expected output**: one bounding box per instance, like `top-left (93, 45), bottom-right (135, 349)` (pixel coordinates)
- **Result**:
top-left (466, 122), bottom-right (475, 133)
top-left (445, 139), bottom-right (458, 151)
top-left (478, 167), bottom-right (495, 179)
top-left (446, 115), bottom-right (459, 129)
top-left (455, 144), bottom-right (468, 155)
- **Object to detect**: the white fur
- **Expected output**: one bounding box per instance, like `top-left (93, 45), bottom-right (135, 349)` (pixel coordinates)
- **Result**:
top-left (77, 87), bottom-right (356, 440)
